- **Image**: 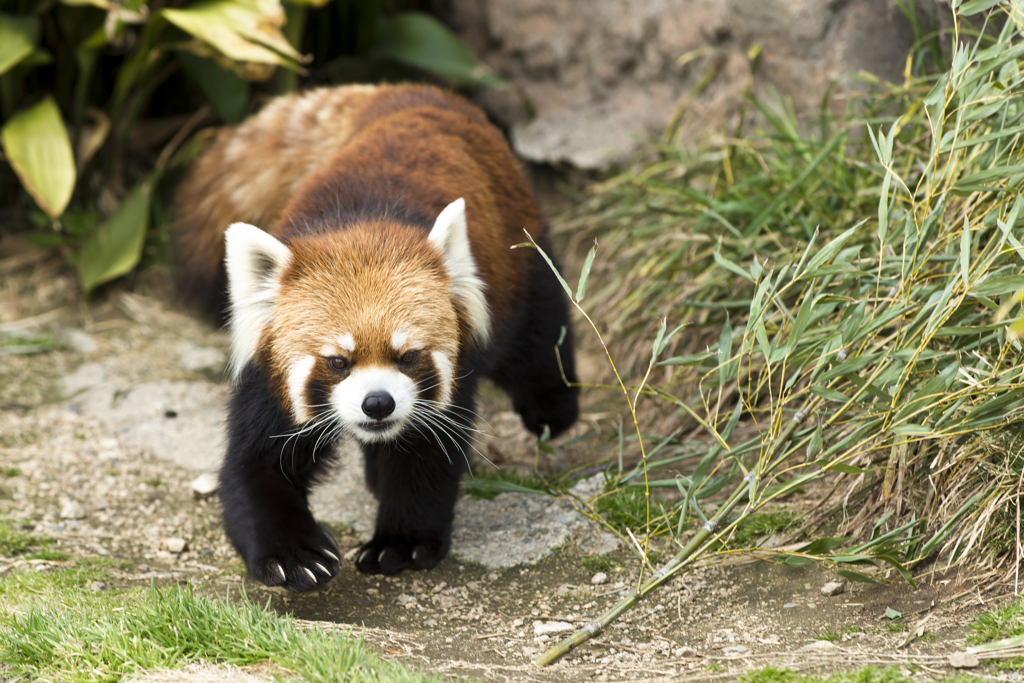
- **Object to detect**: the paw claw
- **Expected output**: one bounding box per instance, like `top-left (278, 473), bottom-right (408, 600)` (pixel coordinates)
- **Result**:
top-left (272, 562), bottom-right (286, 583)
top-left (302, 567), bottom-right (317, 583)
top-left (322, 549), bottom-right (339, 562)
top-left (314, 562), bottom-right (329, 575)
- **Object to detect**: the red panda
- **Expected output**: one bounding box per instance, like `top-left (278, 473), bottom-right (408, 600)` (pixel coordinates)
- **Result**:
top-left (175, 84), bottom-right (579, 592)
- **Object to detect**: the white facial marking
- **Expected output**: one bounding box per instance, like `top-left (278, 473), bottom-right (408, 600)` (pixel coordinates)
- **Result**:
top-left (431, 350), bottom-right (454, 407)
top-left (330, 367), bottom-right (418, 443)
top-left (337, 332), bottom-right (355, 352)
top-left (319, 343), bottom-right (337, 357)
top-left (391, 329), bottom-right (408, 351)
top-left (224, 223), bottom-right (292, 378)
top-left (287, 355), bottom-right (315, 423)
top-left (428, 198), bottom-right (491, 345)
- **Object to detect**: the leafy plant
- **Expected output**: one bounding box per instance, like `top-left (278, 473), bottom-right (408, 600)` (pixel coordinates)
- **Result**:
top-left (0, 0), bottom-right (500, 294)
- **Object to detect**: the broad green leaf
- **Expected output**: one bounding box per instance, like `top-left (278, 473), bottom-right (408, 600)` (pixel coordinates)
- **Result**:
top-left (885, 607), bottom-right (902, 620)
top-left (575, 243), bottom-right (597, 302)
top-left (371, 12), bottom-right (504, 88)
top-left (176, 50), bottom-right (250, 124)
top-left (1, 97), bottom-right (76, 220)
top-left (0, 13), bottom-right (39, 76)
top-left (161, 0), bottom-right (305, 70)
top-left (78, 178), bottom-right (153, 294)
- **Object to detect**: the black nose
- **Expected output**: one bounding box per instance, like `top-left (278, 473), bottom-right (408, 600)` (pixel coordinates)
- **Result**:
top-left (361, 392), bottom-right (396, 420)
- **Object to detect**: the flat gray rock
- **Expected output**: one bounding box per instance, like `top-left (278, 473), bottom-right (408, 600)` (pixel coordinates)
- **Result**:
top-left (62, 364), bottom-right (227, 472)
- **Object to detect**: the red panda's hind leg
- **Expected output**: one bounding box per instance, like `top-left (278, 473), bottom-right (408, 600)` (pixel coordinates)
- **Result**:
top-left (491, 243), bottom-right (580, 439)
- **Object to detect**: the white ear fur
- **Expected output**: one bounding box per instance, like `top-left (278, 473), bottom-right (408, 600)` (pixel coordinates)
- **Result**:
top-left (224, 222), bottom-right (292, 377)
top-left (427, 198), bottom-right (491, 344)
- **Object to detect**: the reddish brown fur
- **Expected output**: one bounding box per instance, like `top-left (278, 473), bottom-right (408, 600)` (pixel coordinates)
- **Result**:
top-left (176, 84), bottom-right (544, 330)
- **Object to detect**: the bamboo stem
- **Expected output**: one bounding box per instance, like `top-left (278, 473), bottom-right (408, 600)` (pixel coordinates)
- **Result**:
top-left (534, 393), bottom-right (821, 667)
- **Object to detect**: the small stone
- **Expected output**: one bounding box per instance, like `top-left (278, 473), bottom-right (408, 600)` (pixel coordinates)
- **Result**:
top-left (800, 641), bottom-right (840, 652)
top-left (533, 620), bottom-right (574, 636)
top-left (821, 581), bottom-right (845, 596)
top-left (176, 342), bottom-right (226, 373)
top-left (57, 328), bottom-right (97, 353)
top-left (396, 594), bottom-right (417, 606)
top-left (90, 496), bottom-right (108, 512)
top-left (91, 581), bottom-right (106, 592)
top-left (783, 602), bottom-right (798, 609)
top-left (591, 572), bottom-right (608, 585)
top-left (165, 537), bottom-right (187, 553)
top-left (721, 645), bottom-right (750, 655)
top-left (190, 473), bottom-right (219, 498)
top-left (674, 646), bottom-right (700, 657)
top-left (60, 500), bottom-right (86, 520)
top-left (948, 652), bottom-right (980, 668)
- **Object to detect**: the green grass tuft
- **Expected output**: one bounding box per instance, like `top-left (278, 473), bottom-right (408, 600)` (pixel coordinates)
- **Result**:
top-left (740, 665), bottom-right (977, 683)
top-left (0, 565), bottom-right (440, 683)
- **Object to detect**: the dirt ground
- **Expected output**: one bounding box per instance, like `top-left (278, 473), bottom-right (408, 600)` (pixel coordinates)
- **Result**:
top-left (0, 237), bottom-right (1017, 682)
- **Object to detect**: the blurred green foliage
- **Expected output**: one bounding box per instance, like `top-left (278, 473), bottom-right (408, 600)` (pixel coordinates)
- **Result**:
top-left (0, 0), bottom-right (501, 293)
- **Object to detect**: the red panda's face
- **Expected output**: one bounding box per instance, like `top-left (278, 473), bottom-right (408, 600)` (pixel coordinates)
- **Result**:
top-left (224, 199), bottom-right (489, 444)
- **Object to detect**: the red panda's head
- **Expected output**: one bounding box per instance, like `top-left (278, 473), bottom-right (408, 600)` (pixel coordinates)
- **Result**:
top-left (223, 198), bottom-right (489, 443)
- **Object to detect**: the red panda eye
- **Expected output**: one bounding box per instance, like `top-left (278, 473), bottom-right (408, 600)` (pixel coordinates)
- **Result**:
top-left (328, 357), bottom-right (348, 372)
top-left (400, 350), bottom-right (419, 365)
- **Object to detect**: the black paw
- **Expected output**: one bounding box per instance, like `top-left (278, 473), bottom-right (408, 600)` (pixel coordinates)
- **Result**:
top-left (247, 524), bottom-right (340, 592)
top-left (514, 386), bottom-right (579, 439)
top-left (354, 535), bottom-right (446, 575)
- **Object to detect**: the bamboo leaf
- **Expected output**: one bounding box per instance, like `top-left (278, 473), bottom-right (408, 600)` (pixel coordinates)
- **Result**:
top-left (809, 385), bottom-right (852, 402)
top-left (1, 96), bottom-right (76, 220)
top-left (575, 243), bottom-right (597, 302)
top-left (713, 248), bottom-right (754, 282)
top-left (959, 216), bottom-right (971, 286)
top-left (796, 537), bottom-right (850, 555)
top-left (836, 569), bottom-right (882, 584)
top-left (658, 351), bottom-right (715, 367)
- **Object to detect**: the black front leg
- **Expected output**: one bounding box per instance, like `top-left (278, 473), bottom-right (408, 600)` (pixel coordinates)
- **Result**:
top-left (219, 361), bottom-right (341, 592)
top-left (355, 377), bottom-right (477, 575)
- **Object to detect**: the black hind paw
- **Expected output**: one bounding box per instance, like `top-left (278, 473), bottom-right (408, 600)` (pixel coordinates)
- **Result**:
top-left (247, 524), bottom-right (341, 592)
top-left (354, 535), bottom-right (446, 575)
top-left (514, 386), bottom-right (579, 439)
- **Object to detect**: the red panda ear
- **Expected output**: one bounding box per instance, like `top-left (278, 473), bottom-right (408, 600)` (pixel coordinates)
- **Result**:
top-left (428, 198), bottom-right (491, 345)
top-left (224, 223), bottom-right (292, 376)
